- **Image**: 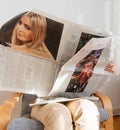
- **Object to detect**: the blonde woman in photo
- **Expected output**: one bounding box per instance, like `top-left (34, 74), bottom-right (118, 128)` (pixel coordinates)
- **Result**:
top-left (11, 11), bottom-right (54, 60)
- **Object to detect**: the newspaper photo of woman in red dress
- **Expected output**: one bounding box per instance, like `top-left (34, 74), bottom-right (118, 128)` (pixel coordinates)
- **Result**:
top-left (66, 48), bottom-right (103, 92)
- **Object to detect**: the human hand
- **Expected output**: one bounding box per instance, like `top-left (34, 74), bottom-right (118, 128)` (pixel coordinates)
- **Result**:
top-left (104, 60), bottom-right (115, 73)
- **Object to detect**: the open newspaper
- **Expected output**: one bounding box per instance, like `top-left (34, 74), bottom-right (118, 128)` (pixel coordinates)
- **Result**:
top-left (0, 9), bottom-right (114, 105)
top-left (30, 37), bottom-right (113, 106)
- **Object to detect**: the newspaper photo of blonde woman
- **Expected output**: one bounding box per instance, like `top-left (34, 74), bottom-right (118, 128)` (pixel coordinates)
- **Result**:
top-left (11, 11), bottom-right (54, 60)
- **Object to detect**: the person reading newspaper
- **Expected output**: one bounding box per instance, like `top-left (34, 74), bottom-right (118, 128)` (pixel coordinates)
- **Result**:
top-left (6, 10), bottom-right (115, 130)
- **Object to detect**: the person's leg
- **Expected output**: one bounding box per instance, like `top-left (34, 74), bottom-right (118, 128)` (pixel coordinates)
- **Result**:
top-left (65, 99), bottom-right (99, 130)
top-left (31, 103), bottom-right (73, 130)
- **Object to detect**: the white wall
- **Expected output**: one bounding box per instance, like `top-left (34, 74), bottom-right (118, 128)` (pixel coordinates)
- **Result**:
top-left (0, 0), bottom-right (111, 30)
top-left (0, 0), bottom-right (119, 115)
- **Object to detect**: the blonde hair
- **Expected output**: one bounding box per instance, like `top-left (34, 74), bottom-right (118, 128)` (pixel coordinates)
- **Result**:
top-left (12, 11), bottom-right (47, 50)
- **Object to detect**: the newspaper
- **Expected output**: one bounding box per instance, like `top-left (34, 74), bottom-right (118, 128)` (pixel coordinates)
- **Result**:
top-left (30, 37), bottom-right (113, 105)
top-left (0, 9), bottom-right (114, 103)
top-left (49, 37), bottom-right (113, 96)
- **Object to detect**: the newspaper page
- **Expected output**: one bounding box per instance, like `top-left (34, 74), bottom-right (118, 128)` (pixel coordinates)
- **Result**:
top-left (0, 9), bottom-right (66, 96)
top-left (49, 37), bottom-right (113, 97)
top-left (30, 36), bottom-right (114, 106)
top-left (0, 9), bottom-right (112, 97)
top-left (0, 45), bottom-right (57, 96)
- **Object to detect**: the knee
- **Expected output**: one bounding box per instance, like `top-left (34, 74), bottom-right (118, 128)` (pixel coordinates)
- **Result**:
top-left (79, 99), bottom-right (99, 116)
top-left (31, 103), bottom-right (72, 122)
top-left (69, 99), bottom-right (100, 130)
top-left (46, 103), bottom-right (72, 121)
top-left (40, 103), bottom-right (73, 129)
top-left (44, 103), bottom-right (73, 130)
top-left (67, 99), bottom-right (99, 121)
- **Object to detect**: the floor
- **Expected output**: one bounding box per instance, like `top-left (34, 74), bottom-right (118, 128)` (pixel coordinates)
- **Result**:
top-left (114, 116), bottom-right (120, 130)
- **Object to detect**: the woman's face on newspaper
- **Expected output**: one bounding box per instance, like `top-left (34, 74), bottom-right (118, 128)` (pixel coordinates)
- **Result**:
top-left (15, 15), bottom-right (32, 44)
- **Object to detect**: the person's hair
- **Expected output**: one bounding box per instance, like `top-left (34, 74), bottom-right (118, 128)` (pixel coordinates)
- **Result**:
top-left (12, 11), bottom-right (47, 50)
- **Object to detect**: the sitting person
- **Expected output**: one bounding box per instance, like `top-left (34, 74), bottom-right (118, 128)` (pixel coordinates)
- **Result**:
top-left (6, 10), bottom-right (115, 130)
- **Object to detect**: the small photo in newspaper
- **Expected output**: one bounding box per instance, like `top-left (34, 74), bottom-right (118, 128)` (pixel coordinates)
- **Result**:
top-left (75, 32), bottom-right (104, 53)
top-left (66, 48), bottom-right (103, 93)
top-left (65, 32), bottom-right (104, 93)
